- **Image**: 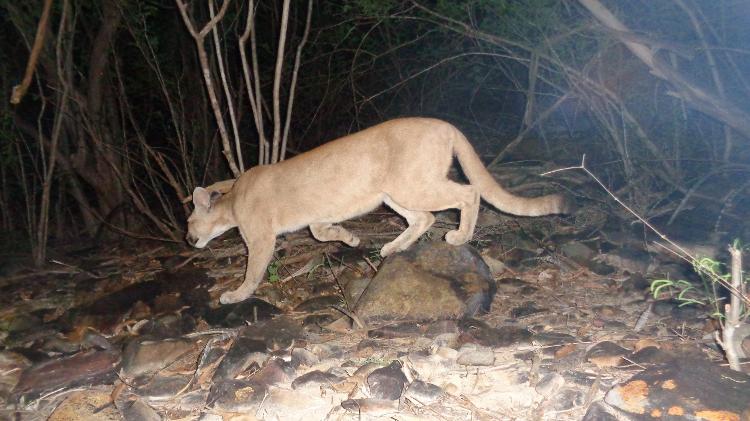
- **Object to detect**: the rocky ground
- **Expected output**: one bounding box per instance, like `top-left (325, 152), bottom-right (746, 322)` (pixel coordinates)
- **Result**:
top-left (1, 197), bottom-right (749, 420)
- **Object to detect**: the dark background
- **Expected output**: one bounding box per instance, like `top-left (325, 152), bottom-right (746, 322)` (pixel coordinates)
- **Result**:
top-left (1, 0), bottom-right (748, 265)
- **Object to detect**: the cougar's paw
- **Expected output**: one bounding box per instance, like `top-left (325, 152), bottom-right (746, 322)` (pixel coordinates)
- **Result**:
top-left (445, 230), bottom-right (470, 245)
top-left (346, 236), bottom-right (361, 247)
top-left (220, 290), bottom-right (248, 305)
top-left (380, 242), bottom-right (400, 258)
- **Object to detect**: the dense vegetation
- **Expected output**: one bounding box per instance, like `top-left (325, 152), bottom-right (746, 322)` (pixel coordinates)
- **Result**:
top-left (1, 0), bottom-right (748, 264)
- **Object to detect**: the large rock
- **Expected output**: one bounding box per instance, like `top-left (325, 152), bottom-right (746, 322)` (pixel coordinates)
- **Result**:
top-left (354, 242), bottom-right (495, 322)
top-left (604, 356), bottom-right (750, 419)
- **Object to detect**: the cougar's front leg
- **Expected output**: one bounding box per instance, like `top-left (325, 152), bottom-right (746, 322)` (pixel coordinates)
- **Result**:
top-left (219, 227), bottom-right (276, 304)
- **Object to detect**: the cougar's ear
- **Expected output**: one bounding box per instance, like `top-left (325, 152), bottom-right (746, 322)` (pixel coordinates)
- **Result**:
top-left (209, 190), bottom-right (222, 205)
top-left (192, 187), bottom-right (211, 210)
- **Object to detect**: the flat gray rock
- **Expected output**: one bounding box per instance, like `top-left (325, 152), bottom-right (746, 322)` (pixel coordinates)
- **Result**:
top-left (458, 319), bottom-right (532, 347)
top-left (135, 374), bottom-right (191, 401)
top-left (535, 373), bottom-right (565, 396)
top-left (120, 398), bottom-right (162, 421)
top-left (404, 380), bottom-right (444, 404)
top-left (291, 370), bottom-right (344, 389)
top-left (12, 349), bottom-right (120, 402)
top-left (457, 344), bottom-right (495, 366)
top-left (340, 398), bottom-right (399, 416)
top-left (121, 338), bottom-right (195, 378)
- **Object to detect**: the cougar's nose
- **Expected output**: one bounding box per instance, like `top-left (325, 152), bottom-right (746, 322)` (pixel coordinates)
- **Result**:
top-left (186, 234), bottom-right (197, 246)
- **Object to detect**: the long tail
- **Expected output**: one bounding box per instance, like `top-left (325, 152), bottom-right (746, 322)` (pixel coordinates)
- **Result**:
top-left (451, 127), bottom-right (569, 216)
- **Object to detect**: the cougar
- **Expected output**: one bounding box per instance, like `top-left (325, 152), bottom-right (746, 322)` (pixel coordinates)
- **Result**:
top-left (186, 118), bottom-right (569, 304)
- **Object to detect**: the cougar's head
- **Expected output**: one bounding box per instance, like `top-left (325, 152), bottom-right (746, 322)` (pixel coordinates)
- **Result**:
top-left (186, 187), bottom-right (233, 248)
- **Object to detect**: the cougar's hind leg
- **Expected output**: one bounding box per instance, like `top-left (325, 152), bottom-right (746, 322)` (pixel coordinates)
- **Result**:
top-left (380, 196), bottom-right (435, 257)
top-left (387, 181), bottom-right (480, 246)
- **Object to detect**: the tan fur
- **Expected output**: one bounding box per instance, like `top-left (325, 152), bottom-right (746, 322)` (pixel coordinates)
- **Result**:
top-left (187, 118), bottom-right (569, 304)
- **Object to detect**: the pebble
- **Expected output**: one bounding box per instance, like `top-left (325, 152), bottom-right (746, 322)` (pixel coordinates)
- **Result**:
top-left (172, 388), bottom-right (210, 412)
top-left (535, 372), bottom-right (565, 396)
top-left (510, 301), bottom-right (548, 318)
top-left (340, 398), bottom-right (399, 416)
top-left (367, 361), bottom-right (408, 400)
top-left (259, 386), bottom-right (344, 420)
top-left (551, 388), bottom-right (584, 411)
top-left (290, 347), bottom-right (319, 367)
top-left (136, 374), bottom-right (191, 401)
top-left (456, 344), bottom-right (495, 366)
top-left (431, 332), bottom-right (459, 350)
top-left (120, 398), bottom-right (162, 421)
top-left (585, 341), bottom-right (629, 368)
top-left (404, 380), bottom-right (444, 404)
top-left (291, 370), bottom-right (344, 389)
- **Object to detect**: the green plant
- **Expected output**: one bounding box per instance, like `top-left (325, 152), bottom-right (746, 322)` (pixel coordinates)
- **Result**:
top-left (650, 278), bottom-right (706, 307)
top-left (368, 248), bottom-right (382, 264)
top-left (267, 261), bottom-right (280, 283)
top-left (650, 242), bottom-right (748, 321)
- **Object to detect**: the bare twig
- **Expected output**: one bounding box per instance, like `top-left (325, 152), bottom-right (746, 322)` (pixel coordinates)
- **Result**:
top-left (280, 0), bottom-right (313, 161)
top-left (10, 0), bottom-right (53, 105)
top-left (34, 0), bottom-right (70, 267)
top-left (175, 0), bottom-right (241, 177)
top-left (271, 0), bottom-right (292, 164)
top-left (209, 0), bottom-right (244, 172)
top-left (239, 0), bottom-right (267, 165)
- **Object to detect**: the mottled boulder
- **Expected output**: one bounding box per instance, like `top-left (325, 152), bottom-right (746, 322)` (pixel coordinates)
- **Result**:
top-left (354, 241), bottom-right (495, 322)
top-left (604, 356), bottom-right (750, 419)
top-left (121, 337), bottom-right (196, 378)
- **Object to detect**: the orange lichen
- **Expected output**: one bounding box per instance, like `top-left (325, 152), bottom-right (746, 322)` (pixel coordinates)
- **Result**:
top-left (617, 380), bottom-right (649, 414)
top-left (694, 409), bottom-right (740, 421)
top-left (661, 379), bottom-right (677, 390)
top-left (668, 406), bottom-right (685, 416)
top-left (234, 386), bottom-right (255, 400)
top-left (651, 409), bottom-right (662, 417)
